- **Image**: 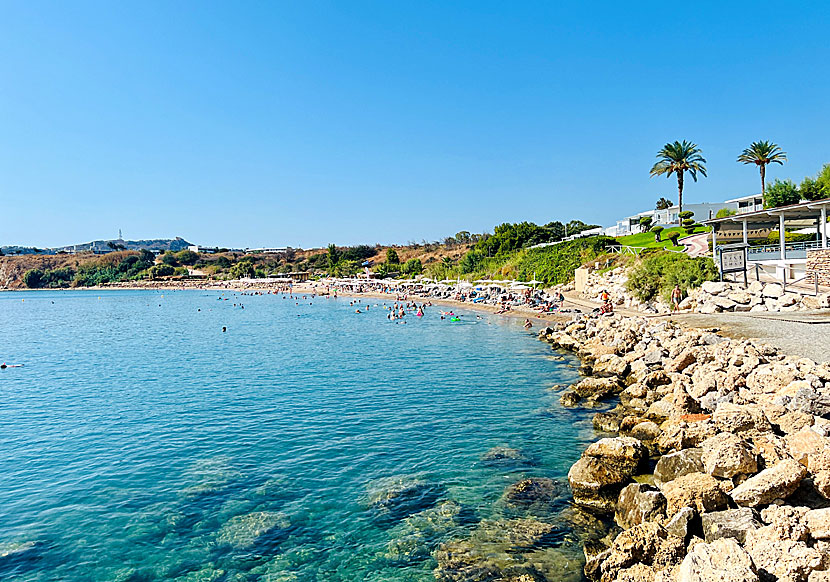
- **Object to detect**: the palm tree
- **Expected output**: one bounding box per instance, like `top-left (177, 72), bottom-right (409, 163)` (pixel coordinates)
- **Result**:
top-left (737, 140), bottom-right (787, 196)
top-left (650, 141), bottom-right (707, 225)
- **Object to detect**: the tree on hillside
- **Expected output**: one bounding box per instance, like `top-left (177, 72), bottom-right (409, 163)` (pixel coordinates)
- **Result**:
top-left (326, 244), bottom-right (340, 271)
top-left (385, 248), bottom-right (400, 265)
top-left (650, 141), bottom-right (707, 225)
top-left (656, 197), bottom-right (673, 210)
top-left (763, 178), bottom-right (800, 209)
top-left (639, 216), bottom-right (653, 232)
top-left (737, 140), bottom-right (787, 196)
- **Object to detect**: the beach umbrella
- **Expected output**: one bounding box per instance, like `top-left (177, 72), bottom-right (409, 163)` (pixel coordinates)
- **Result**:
top-left (511, 284), bottom-right (530, 290)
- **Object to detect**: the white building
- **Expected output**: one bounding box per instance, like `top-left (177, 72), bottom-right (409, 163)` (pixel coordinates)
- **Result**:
top-left (725, 194), bottom-right (764, 215)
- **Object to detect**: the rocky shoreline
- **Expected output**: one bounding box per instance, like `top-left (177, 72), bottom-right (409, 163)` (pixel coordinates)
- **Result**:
top-left (539, 314), bottom-right (830, 582)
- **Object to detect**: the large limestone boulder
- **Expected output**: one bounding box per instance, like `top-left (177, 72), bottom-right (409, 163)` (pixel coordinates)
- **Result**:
top-left (713, 403), bottom-right (773, 434)
top-left (592, 354), bottom-right (630, 378)
top-left (657, 419), bottom-right (719, 454)
top-left (805, 508), bottom-right (830, 540)
top-left (701, 508), bottom-right (762, 544)
top-left (593, 522), bottom-right (686, 582)
top-left (702, 281), bottom-right (729, 295)
top-left (615, 483), bottom-right (667, 529)
top-left (584, 437), bottom-right (649, 473)
top-left (666, 348), bottom-right (698, 373)
top-left (730, 459), bottom-right (808, 507)
top-left (785, 427), bottom-right (830, 466)
top-left (676, 537), bottom-right (759, 582)
top-left (568, 437), bottom-right (648, 514)
top-left (663, 473), bottom-right (730, 516)
top-left (654, 449), bottom-right (705, 487)
top-left (745, 525), bottom-right (828, 582)
top-left (573, 376), bottom-right (623, 400)
top-left (788, 385), bottom-right (830, 418)
top-left (700, 433), bottom-right (758, 479)
top-left (762, 284), bottom-right (785, 299)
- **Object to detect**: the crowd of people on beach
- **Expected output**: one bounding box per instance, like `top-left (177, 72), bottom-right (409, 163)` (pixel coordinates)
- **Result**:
top-left (312, 278), bottom-right (573, 317)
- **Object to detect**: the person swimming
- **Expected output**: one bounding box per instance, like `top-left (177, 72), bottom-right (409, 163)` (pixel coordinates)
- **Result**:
top-left (1, 363), bottom-right (23, 369)
top-left (523, 319), bottom-right (533, 329)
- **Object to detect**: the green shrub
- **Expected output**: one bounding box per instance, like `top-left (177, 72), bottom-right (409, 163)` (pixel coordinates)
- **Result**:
top-left (764, 178), bottom-right (800, 208)
top-left (626, 252), bottom-right (717, 303)
top-left (651, 225), bottom-right (664, 242)
top-left (148, 264), bottom-right (175, 279)
top-left (229, 259), bottom-right (255, 279)
top-left (402, 258), bottom-right (422, 275)
top-left (765, 231), bottom-right (816, 245)
top-left (176, 250), bottom-right (199, 265)
top-left (23, 269), bottom-right (45, 288)
top-left (716, 208), bottom-right (737, 218)
top-left (161, 252), bottom-right (179, 266)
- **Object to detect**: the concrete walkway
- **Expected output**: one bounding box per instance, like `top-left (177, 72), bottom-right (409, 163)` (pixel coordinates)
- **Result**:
top-left (681, 232), bottom-right (710, 257)
top-left (673, 311), bottom-right (830, 363)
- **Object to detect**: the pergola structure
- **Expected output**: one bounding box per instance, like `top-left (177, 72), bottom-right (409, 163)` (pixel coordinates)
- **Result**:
top-left (703, 198), bottom-right (830, 280)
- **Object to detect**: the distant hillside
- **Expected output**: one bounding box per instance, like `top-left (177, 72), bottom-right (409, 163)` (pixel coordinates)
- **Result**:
top-left (1, 237), bottom-right (192, 255)
top-left (54, 237), bottom-right (193, 253)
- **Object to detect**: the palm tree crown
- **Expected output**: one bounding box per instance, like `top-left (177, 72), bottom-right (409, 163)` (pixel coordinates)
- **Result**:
top-left (737, 140), bottom-right (787, 195)
top-left (649, 140), bottom-right (707, 224)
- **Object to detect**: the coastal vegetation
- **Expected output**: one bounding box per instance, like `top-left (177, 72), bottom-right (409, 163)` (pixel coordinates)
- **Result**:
top-left (625, 251), bottom-right (717, 303)
top-left (649, 140), bottom-right (707, 224)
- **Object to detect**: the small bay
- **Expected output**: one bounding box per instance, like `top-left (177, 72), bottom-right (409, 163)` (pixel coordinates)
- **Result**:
top-left (0, 290), bottom-right (596, 581)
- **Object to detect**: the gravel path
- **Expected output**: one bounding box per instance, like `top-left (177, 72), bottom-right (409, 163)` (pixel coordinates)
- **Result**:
top-left (673, 311), bottom-right (830, 363)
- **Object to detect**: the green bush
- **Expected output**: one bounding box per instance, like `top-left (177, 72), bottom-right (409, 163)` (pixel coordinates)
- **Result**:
top-left (716, 208), bottom-right (737, 218)
top-left (626, 252), bottom-right (717, 303)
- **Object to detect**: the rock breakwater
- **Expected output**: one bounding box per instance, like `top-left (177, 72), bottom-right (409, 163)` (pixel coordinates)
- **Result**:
top-left (539, 315), bottom-right (830, 582)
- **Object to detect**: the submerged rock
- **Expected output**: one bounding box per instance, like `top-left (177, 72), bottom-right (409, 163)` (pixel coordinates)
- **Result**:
top-left (215, 511), bottom-right (290, 550)
top-left (366, 474), bottom-right (444, 519)
top-left (503, 477), bottom-right (563, 509)
top-left (481, 446), bottom-right (527, 464)
top-left (383, 500), bottom-right (464, 564)
top-left (180, 456), bottom-right (244, 499)
top-left (433, 518), bottom-right (581, 582)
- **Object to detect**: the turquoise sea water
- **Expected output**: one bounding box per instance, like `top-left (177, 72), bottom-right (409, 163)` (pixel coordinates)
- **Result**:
top-left (0, 290), bottom-right (597, 581)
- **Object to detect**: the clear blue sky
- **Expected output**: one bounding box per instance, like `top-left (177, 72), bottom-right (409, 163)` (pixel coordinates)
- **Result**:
top-left (2, 1), bottom-right (830, 249)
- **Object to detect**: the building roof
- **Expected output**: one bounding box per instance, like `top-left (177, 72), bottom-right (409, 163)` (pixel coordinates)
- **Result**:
top-left (724, 193), bottom-right (763, 203)
top-left (704, 198), bottom-right (830, 226)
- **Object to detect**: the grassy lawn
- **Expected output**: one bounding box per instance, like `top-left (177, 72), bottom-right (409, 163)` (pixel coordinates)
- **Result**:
top-left (615, 226), bottom-right (709, 251)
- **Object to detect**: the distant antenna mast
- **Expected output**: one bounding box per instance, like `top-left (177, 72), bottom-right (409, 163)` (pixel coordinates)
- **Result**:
top-left (118, 229), bottom-right (123, 240)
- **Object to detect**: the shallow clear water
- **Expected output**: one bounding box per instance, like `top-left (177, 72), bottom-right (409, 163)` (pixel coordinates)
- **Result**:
top-left (0, 290), bottom-right (596, 581)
